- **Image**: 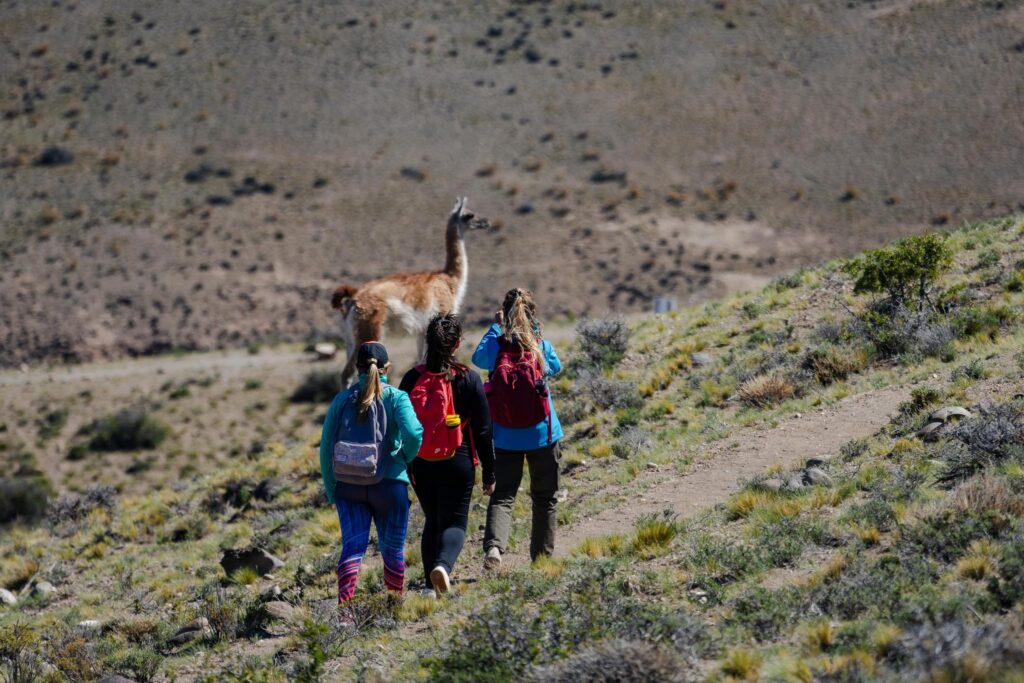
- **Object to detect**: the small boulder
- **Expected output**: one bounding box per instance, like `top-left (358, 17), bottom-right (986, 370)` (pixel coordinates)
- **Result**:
top-left (916, 421), bottom-right (945, 440)
top-left (690, 352), bottom-right (713, 367)
top-left (930, 406), bottom-right (972, 423)
top-left (220, 547), bottom-right (284, 577)
top-left (759, 477), bottom-right (784, 492)
top-left (805, 457), bottom-right (826, 468)
top-left (313, 342), bottom-right (337, 360)
top-left (0, 588), bottom-right (16, 606)
top-left (785, 476), bottom-right (806, 490)
top-left (802, 467), bottom-right (832, 487)
top-left (169, 617), bottom-right (211, 645)
top-left (77, 619), bottom-right (102, 631)
top-left (265, 601), bottom-right (299, 622)
top-left (260, 584), bottom-right (282, 601)
top-left (31, 581), bottom-right (56, 599)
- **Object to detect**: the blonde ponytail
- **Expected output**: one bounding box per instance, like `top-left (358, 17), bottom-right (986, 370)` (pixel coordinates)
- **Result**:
top-left (358, 358), bottom-right (388, 420)
top-left (502, 288), bottom-right (546, 372)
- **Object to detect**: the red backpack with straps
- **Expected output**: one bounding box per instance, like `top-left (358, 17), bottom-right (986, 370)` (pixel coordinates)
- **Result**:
top-left (408, 367), bottom-right (465, 461)
top-left (487, 337), bottom-right (551, 439)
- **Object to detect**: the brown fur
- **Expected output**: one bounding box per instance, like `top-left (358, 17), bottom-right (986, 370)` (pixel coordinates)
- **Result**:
top-left (333, 198), bottom-right (488, 384)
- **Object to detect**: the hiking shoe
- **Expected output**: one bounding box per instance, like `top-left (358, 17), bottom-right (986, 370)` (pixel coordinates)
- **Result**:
top-left (484, 547), bottom-right (502, 571)
top-left (430, 566), bottom-right (451, 594)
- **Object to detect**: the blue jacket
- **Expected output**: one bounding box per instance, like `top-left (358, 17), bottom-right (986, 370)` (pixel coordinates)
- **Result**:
top-left (319, 376), bottom-right (423, 503)
top-left (471, 324), bottom-right (564, 451)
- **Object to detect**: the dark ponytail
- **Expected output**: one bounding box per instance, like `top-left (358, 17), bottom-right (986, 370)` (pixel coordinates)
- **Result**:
top-left (425, 313), bottom-right (467, 377)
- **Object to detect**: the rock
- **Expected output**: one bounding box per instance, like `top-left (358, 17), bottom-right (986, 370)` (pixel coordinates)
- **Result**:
top-left (646, 461), bottom-right (659, 471)
top-left (77, 619), bottom-right (102, 631)
top-left (31, 581), bottom-right (56, 599)
top-left (930, 406), bottom-right (972, 423)
top-left (99, 676), bottom-right (139, 683)
top-left (785, 476), bottom-right (806, 490)
top-left (313, 342), bottom-right (337, 360)
top-left (805, 457), bottom-right (826, 468)
top-left (220, 547), bottom-right (284, 577)
top-left (916, 421), bottom-right (945, 440)
top-left (260, 584), bottom-right (282, 601)
top-left (759, 477), bottom-right (784, 492)
top-left (555, 489), bottom-right (569, 502)
top-left (0, 588), bottom-right (16, 606)
top-left (690, 352), bottom-right (713, 367)
top-left (803, 467), bottom-right (832, 487)
top-left (169, 617), bottom-right (211, 645)
top-left (265, 601), bottom-right (299, 622)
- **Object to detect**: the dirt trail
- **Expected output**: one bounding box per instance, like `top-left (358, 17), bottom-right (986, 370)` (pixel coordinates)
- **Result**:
top-left (548, 385), bottom-right (911, 558)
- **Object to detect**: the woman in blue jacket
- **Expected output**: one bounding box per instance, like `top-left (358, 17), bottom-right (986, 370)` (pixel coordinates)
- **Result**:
top-left (319, 341), bottom-right (423, 603)
top-left (472, 288), bottom-right (563, 567)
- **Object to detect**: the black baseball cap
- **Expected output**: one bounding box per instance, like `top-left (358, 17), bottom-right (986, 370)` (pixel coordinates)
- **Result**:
top-left (356, 341), bottom-right (389, 368)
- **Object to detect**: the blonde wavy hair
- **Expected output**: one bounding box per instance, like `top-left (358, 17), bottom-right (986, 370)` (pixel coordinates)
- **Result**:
top-left (501, 288), bottom-right (545, 372)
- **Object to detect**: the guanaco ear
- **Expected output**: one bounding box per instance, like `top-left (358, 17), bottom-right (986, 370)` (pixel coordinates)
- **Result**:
top-left (450, 197), bottom-right (465, 217)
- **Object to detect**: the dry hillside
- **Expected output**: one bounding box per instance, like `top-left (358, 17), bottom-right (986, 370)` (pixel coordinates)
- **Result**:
top-left (2, 0), bottom-right (1023, 366)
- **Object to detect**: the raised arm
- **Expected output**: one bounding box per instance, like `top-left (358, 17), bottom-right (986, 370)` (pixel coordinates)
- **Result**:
top-left (471, 323), bottom-right (502, 371)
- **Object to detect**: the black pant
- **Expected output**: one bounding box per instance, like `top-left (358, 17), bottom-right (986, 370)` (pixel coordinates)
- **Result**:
top-left (411, 452), bottom-right (475, 577)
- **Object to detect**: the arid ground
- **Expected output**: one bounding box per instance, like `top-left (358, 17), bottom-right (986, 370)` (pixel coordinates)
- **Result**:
top-left (2, 0), bottom-right (1023, 366)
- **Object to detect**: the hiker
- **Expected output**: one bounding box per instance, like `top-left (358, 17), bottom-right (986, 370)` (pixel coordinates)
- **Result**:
top-left (472, 287), bottom-right (564, 567)
top-left (400, 313), bottom-right (496, 596)
top-left (319, 341), bottom-right (423, 604)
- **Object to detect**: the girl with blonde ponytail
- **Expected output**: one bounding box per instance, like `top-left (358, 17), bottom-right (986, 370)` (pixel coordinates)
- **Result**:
top-left (319, 341), bottom-right (423, 606)
top-left (472, 288), bottom-right (564, 568)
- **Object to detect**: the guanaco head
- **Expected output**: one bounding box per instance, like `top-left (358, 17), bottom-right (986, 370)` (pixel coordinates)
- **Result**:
top-left (448, 196), bottom-right (490, 235)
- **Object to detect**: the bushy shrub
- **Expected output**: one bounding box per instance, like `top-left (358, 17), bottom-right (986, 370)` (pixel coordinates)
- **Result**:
top-left (575, 317), bottom-right (630, 369)
top-left (736, 374), bottom-right (794, 407)
top-left (47, 484), bottom-right (116, 532)
top-left (580, 373), bottom-right (643, 411)
top-left (612, 427), bottom-right (652, 460)
top-left (729, 586), bottom-right (803, 641)
top-left (0, 475), bottom-right (54, 525)
top-left (36, 407), bottom-right (68, 441)
top-left (290, 371), bottom-right (343, 403)
top-left (809, 554), bottom-right (939, 621)
top-left (76, 408), bottom-right (169, 452)
top-left (842, 233), bottom-right (952, 310)
top-left (529, 640), bottom-right (692, 683)
top-left (937, 401), bottom-right (1024, 484)
top-left (987, 530), bottom-right (1024, 608)
top-left (884, 620), bottom-right (1024, 680)
top-left (801, 347), bottom-right (863, 385)
top-left (950, 358), bottom-right (988, 381)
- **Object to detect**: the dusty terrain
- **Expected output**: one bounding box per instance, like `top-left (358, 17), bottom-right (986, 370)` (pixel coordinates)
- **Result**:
top-left (2, 0), bottom-right (1023, 366)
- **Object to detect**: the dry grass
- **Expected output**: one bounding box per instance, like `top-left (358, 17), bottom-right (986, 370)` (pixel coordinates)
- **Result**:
top-left (737, 374), bottom-right (795, 408)
top-left (950, 474), bottom-right (1024, 517)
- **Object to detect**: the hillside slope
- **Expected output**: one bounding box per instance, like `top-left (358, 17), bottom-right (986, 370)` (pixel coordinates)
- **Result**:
top-left (2, 0), bottom-right (1024, 365)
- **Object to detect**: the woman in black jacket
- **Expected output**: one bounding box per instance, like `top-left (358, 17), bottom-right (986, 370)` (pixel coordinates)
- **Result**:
top-left (400, 313), bottom-right (496, 595)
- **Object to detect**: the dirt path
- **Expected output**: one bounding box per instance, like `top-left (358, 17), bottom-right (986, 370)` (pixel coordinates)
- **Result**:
top-left (547, 385), bottom-right (911, 557)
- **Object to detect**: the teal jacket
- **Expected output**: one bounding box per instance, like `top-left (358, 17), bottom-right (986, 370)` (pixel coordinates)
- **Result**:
top-left (319, 376), bottom-right (424, 503)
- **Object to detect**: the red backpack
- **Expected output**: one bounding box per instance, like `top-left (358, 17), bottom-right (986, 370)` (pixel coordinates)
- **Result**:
top-left (408, 367), bottom-right (464, 461)
top-left (487, 338), bottom-right (552, 439)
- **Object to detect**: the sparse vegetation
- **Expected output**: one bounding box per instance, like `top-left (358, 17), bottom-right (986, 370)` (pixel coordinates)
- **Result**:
top-left (290, 371), bottom-right (343, 403)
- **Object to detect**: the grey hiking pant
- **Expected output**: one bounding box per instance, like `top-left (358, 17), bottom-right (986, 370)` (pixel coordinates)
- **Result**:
top-left (484, 442), bottom-right (561, 561)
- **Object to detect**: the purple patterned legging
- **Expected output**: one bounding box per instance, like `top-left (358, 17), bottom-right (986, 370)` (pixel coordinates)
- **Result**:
top-left (334, 479), bottom-right (409, 603)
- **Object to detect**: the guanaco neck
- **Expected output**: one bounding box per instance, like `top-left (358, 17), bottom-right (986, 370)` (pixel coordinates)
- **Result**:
top-left (444, 220), bottom-right (469, 313)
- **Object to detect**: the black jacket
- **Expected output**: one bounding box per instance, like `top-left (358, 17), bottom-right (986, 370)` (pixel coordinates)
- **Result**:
top-left (399, 366), bottom-right (496, 486)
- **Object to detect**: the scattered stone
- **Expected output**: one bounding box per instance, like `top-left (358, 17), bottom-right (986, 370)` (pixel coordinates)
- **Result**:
top-left (77, 619), bottom-right (102, 631)
top-left (802, 467), bottom-right (832, 487)
top-left (265, 601), bottom-right (299, 622)
top-left (313, 342), bottom-right (337, 360)
top-left (917, 421), bottom-right (945, 440)
top-left (260, 584), bottom-right (282, 601)
top-left (99, 676), bottom-right (138, 683)
top-left (556, 489), bottom-right (569, 502)
top-left (31, 581), bottom-right (56, 599)
top-left (690, 352), bottom-right (713, 367)
top-left (220, 547), bottom-right (284, 577)
top-left (759, 477), bottom-right (784, 492)
top-left (929, 406), bottom-right (972, 423)
top-left (35, 146), bottom-right (74, 166)
top-left (646, 462), bottom-right (659, 471)
top-left (169, 617), bottom-right (211, 645)
top-left (805, 457), bottom-right (826, 468)
top-left (786, 475), bottom-right (805, 490)
top-left (0, 588), bottom-right (16, 606)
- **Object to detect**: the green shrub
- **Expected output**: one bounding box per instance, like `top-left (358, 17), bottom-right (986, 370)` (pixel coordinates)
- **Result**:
top-left (0, 475), bottom-right (54, 525)
top-left (290, 371), bottom-right (343, 403)
top-left (36, 407), bottom-right (68, 441)
top-left (729, 586), bottom-right (803, 641)
top-left (574, 317), bottom-right (630, 369)
top-left (842, 233), bottom-right (952, 310)
top-left (76, 408), bottom-right (169, 452)
top-left (810, 554), bottom-right (939, 621)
